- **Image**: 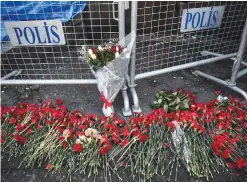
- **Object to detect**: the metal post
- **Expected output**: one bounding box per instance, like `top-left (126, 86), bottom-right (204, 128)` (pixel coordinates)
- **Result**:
top-left (229, 18), bottom-right (247, 85)
top-left (118, 1), bottom-right (132, 116)
top-left (237, 68), bottom-right (247, 79)
top-left (130, 1), bottom-right (137, 86)
top-left (135, 53), bottom-right (237, 80)
top-left (193, 70), bottom-right (247, 102)
top-left (128, 1), bottom-right (141, 113)
top-left (1, 70), bottom-right (21, 80)
top-left (1, 79), bottom-right (97, 85)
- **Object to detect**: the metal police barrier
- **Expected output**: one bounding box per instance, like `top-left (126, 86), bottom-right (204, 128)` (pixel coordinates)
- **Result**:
top-left (128, 1), bottom-right (247, 111)
top-left (1, 1), bottom-right (136, 116)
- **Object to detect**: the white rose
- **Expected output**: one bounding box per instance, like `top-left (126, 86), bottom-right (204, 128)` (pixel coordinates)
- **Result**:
top-left (91, 54), bottom-right (96, 60)
top-left (98, 45), bottom-right (103, 51)
top-left (88, 49), bottom-right (93, 55)
top-left (116, 46), bottom-right (119, 52)
top-left (115, 52), bottom-right (120, 58)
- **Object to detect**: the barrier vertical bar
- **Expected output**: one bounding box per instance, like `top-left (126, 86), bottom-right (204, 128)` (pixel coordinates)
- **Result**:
top-left (229, 18), bottom-right (247, 85)
top-left (118, 1), bottom-right (132, 116)
top-left (129, 1), bottom-right (141, 112)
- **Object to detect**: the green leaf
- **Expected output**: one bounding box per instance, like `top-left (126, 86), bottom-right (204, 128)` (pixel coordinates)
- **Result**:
top-left (97, 61), bottom-right (102, 67)
top-left (156, 93), bottom-right (160, 99)
top-left (165, 97), bottom-right (172, 101)
top-left (183, 98), bottom-right (190, 104)
top-left (175, 105), bottom-right (180, 110)
top-left (163, 105), bottom-right (168, 112)
top-left (172, 92), bottom-right (178, 96)
top-left (158, 99), bottom-right (162, 104)
top-left (183, 102), bottom-right (189, 109)
top-left (159, 90), bottom-right (164, 95)
top-left (175, 97), bottom-right (180, 104)
top-left (169, 100), bottom-right (176, 106)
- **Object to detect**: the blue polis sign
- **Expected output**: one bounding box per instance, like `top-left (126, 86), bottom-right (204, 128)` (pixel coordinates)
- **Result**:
top-left (181, 6), bottom-right (225, 32)
top-left (5, 20), bottom-right (65, 46)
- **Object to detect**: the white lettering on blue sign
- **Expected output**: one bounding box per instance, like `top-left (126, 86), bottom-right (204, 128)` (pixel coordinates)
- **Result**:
top-left (181, 6), bottom-right (225, 32)
top-left (5, 20), bottom-right (65, 46)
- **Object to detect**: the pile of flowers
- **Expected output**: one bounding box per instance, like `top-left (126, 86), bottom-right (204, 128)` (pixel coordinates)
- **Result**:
top-left (1, 99), bottom-right (126, 181)
top-left (87, 42), bottom-right (126, 71)
top-left (1, 90), bottom-right (247, 181)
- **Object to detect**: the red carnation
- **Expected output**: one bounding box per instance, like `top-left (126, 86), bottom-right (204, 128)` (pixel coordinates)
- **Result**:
top-left (139, 134), bottom-right (148, 142)
top-left (92, 47), bottom-right (97, 54)
top-left (236, 158), bottom-right (247, 169)
top-left (227, 162), bottom-right (236, 169)
top-left (121, 138), bottom-right (129, 147)
top-left (9, 118), bottom-right (16, 124)
top-left (17, 123), bottom-right (23, 132)
top-left (46, 163), bottom-right (52, 171)
top-left (215, 90), bottom-right (222, 95)
top-left (14, 135), bottom-right (27, 144)
top-left (167, 122), bottom-right (175, 132)
top-left (47, 119), bottom-right (53, 125)
top-left (27, 128), bottom-right (33, 135)
top-left (163, 143), bottom-right (169, 148)
top-left (222, 148), bottom-right (231, 159)
top-left (56, 98), bottom-right (63, 105)
top-left (111, 46), bottom-right (116, 53)
top-left (117, 45), bottom-right (123, 52)
top-left (62, 141), bottom-right (67, 149)
top-left (100, 147), bottom-right (107, 155)
top-left (122, 126), bottom-right (130, 137)
top-left (73, 143), bottom-right (83, 153)
top-left (112, 134), bottom-right (120, 144)
top-left (37, 125), bottom-right (41, 131)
